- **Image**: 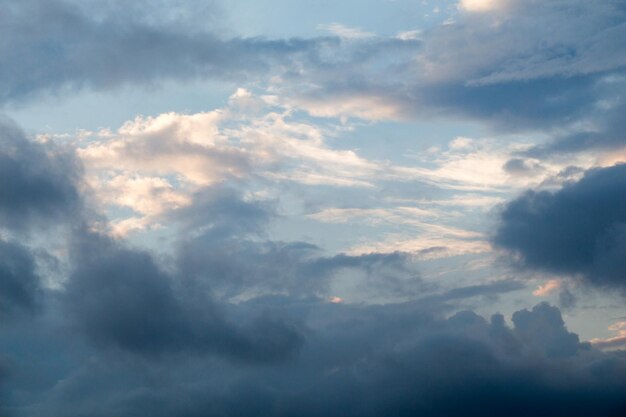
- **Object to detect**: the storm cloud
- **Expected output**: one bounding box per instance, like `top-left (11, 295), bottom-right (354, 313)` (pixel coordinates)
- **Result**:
top-left (63, 228), bottom-right (305, 362)
top-left (0, 239), bottom-right (40, 318)
top-left (0, 118), bottom-right (80, 231)
top-left (493, 163), bottom-right (626, 288)
top-left (7, 301), bottom-right (626, 417)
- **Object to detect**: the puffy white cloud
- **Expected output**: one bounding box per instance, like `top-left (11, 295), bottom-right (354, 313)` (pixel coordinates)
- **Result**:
top-left (71, 90), bottom-right (390, 235)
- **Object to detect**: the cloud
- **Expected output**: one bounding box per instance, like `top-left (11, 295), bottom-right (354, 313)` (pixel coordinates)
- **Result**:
top-left (458, 0), bottom-right (507, 13)
top-left (527, 83), bottom-right (626, 155)
top-left (511, 302), bottom-right (584, 358)
top-left (3, 0), bottom-right (623, 160)
top-left (0, 239), bottom-right (41, 318)
top-left (63, 228), bottom-right (304, 362)
top-left (283, 0), bottom-right (626, 152)
top-left (0, 123), bottom-right (623, 414)
top-left (503, 157), bottom-right (546, 178)
top-left (59, 186), bottom-right (426, 361)
top-left (2, 0), bottom-right (625, 157)
top-left (11, 301), bottom-right (626, 416)
top-left (71, 91), bottom-right (390, 234)
top-left (2, 2), bottom-right (626, 415)
top-left (493, 163), bottom-right (626, 289)
top-left (532, 279), bottom-right (561, 297)
top-left (591, 321), bottom-right (626, 351)
top-left (0, 0), bottom-right (321, 104)
top-left (0, 118), bottom-right (81, 232)
top-left (423, 1), bottom-right (626, 85)
top-left (316, 23), bottom-right (376, 40)
top-left (173, 190), bottom-right (426, 301)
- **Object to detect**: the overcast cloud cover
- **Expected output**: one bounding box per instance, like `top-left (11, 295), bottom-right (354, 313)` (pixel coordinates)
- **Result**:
top-left (1, 0), bottom-right (626, 415)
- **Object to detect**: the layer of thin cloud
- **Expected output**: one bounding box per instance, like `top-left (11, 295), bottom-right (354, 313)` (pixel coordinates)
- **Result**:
top-left (591, 321), bottom-right (626, 351)
top-left (290, 93), bottom-right (405, 121)
top-left (348, 234), bottom-right (490, 261)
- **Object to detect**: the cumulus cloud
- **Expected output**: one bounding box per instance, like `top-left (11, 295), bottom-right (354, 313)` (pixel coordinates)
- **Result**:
top-left (70, 91), bottom-right (390, 234)
top-left (493, 163), bottom-right (626, 289)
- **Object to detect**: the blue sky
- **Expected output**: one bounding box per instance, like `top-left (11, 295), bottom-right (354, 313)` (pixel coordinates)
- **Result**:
top-left (1, 0), bottom-right (626, 415)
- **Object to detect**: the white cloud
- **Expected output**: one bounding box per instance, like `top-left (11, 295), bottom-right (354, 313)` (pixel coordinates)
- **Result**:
top-left (398, 136), bottom-right (615, 192)
top-left (348, 234), bottom-right (490, 260)
top-left (395, 29), bottom-right (422, 41)
top-left (590, 321), bottom-right (626, 351)
top-left (316, 23), bottom-right (376, 40)
top-left (458, 0), bottom-right (505, 13)
top-left (292, 94), bottom-right (405, 122)
top-left (532, 279), bottom-right (561, 297)
top-left (308, 207), bottom-right (442, 225)
top-left (395, 194), bottom-right (505, 209)
top-left (71, 89), bottom-right (390, 235)
top-left (310, 205), bottom-right (489, 260)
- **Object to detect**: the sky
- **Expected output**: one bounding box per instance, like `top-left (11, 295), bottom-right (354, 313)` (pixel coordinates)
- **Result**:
top-left (1, 0), bottom-right (626, 415)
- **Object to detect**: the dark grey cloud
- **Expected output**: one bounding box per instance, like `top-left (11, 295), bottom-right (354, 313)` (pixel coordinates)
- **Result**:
top-left (0, 239), bottom-right (40, 318)
top-left (414, 74), bottom-right (601, 130)
top-left (559, 288), bottom-right (577, 310)
top-left (0, 0), bottom-right (323, 104)
top-left (437, 279), bottom-right (524, 302)
top-left (414, 0), bottom-right (626, 131)
top-left (0, 177), bottom-right (624, 416)
top-left (289, 0), bottom-right (626, 152)
top-left (525, 79), bottom-right (626, 155)
top-left (0, 117), bottom-right (81, 231)
top-left (63, 228), bottom-right (304, 362)
top-left (511, 302), bottom-right (584, 358)
top-left (8, 301), bottom-right (626, 417)
top-left (493, 163), bottom-right (626, 289)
